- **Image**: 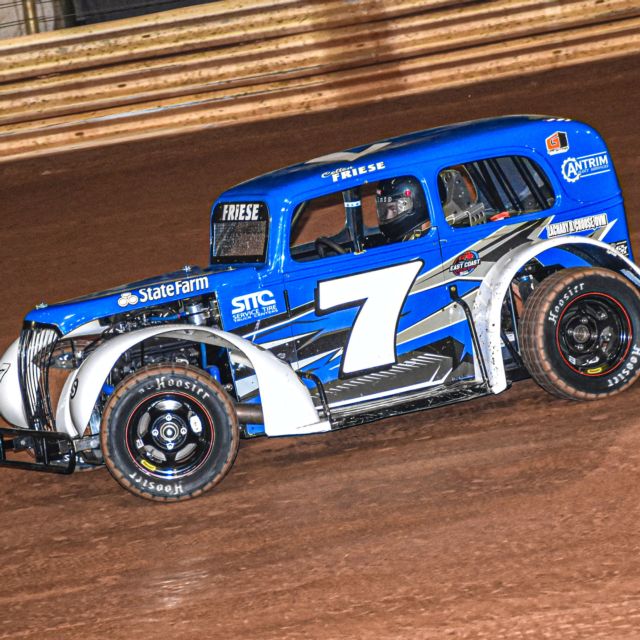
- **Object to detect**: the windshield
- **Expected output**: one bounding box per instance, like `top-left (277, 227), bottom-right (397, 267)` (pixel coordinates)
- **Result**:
top-left (211, 201), bottom-right (269, 264)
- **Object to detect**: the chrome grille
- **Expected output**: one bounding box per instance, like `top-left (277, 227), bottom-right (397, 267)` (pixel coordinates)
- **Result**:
top-left (18, 325), bottom-right (59, 431)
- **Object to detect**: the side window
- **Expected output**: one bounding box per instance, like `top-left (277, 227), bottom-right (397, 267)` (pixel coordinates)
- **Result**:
top-left (439, 155), bottom-right (555, 228)
top-left (290, 176), bottom-right (431, 261)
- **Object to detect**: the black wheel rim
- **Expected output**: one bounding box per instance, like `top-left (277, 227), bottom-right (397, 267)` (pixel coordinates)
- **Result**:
top-left (556, 293), bottom-right (632, 376)
top-left (125, 392), bottom-right (214, 479)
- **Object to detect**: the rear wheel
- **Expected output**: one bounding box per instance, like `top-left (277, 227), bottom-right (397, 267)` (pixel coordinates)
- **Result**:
top-left (101, 364), bottom-right (239, 501)
top-left (520, 267), bottom-right (640, 400)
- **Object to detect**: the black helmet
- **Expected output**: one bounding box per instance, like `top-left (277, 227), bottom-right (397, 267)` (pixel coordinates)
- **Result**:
top-left (376, 176), bottom-right (429, 241)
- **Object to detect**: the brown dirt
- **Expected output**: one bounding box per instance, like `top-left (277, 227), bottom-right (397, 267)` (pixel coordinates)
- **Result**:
top-left (1, 54), bottom-right (640, 639)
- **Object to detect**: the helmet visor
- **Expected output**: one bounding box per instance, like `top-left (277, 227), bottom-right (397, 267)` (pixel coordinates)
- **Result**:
top-left (376, 195), bottom-right (413, 223)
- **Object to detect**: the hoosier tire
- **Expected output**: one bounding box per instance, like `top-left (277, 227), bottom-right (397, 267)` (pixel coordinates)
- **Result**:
top-left (101, 364), bottom-right (239, 502)
top-left (520, 267), bottom-right (640, 400)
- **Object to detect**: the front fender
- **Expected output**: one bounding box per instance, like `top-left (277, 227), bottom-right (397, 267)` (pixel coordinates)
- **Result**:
top-left (0, 338), bottom-right (28, 428)
top-left (474, 236), bottom-right (640, 394)
top-left (67, 325), bottom-right (329, 438)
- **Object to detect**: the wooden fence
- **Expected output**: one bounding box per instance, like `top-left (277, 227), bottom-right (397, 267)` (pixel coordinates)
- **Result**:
top-left (0, 0), bottom-right (638, 162)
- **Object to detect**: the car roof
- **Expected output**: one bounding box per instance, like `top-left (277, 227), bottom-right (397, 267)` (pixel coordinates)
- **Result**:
top-left (218, 115), bottom-right (571, 200)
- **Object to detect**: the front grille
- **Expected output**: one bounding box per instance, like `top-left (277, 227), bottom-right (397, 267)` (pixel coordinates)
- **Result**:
top-left (18, 325), bottom-right (60, 431)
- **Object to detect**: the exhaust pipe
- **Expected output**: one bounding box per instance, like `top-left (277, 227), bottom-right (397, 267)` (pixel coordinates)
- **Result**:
top-left (235, 403), bottom-right (263, 424)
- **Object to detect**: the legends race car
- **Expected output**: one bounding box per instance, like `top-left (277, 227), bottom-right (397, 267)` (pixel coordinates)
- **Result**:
top-left (1, 115), bottom-right (639, 501)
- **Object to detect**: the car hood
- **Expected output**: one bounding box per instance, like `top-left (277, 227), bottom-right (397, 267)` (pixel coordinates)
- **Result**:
top-left (23, 264), bottom-right (246, 335)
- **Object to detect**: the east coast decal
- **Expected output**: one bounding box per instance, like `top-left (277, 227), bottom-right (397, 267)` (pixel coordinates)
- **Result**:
top-left (545, 131), bottom-right (569, 155)
top-left (117, 276), bottom-right (210, 308)
top-left (545, 213), bottom-right (608, 238)
top-left (449, 250), bottom-right (481, 277)
top-left (231, 290), bottom-right (278, 323)
top-left (561, 152), bottom-right (610, 183)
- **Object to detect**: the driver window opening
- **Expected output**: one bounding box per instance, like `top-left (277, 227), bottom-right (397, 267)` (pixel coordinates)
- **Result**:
top-left (290, 177), bottom-right (430, 262)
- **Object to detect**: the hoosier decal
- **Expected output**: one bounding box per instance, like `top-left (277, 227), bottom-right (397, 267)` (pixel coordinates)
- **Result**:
top-left (545, 213), bottom-right (608, 238)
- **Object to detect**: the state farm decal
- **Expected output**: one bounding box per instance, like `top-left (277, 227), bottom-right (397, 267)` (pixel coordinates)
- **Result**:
top-left (449, 250), bottom-right (480, 277)
top-left (545, 131), bottom-right (569, 155)
top-left (117, 276), bottom-right (210, 307)
top-left (546, 213), bottom-right (608, 238)
top-left (321, 161), bottom-right (386, 183)
top-left (213, 202), bottom-right (268, 222)
top-left (561, 152), bottom-right (610, 183)
top-left (231, 290), bottom-right (278, 323)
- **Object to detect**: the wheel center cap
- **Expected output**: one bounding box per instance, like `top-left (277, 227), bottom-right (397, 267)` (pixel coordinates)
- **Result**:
top-left (161, 423), bottom-right (178, 440)
top-left (573, 324), bottom-right (591, 343)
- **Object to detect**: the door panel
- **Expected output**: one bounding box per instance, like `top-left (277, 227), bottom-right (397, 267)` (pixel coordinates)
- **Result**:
top-left (284, 229), bottom-right (475, 408)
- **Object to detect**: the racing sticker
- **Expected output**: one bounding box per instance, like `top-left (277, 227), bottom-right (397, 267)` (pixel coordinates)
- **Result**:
top-left (231, 289), bottom-right (278, 323)
top-left (117, 276), bottom-right (210, 308)
top-left (609, 240), bottom-right (630, 257)
top-left (545, 131), bottom-right (569, 155)
top-left (561, 152), bottom-right (610, 183)
top-left (321, 161), bottom-right (386, 183)
top-left (449, 250), bottom-right (481, 277)
top-left (0, 363), bottom-right (9, 384)
top-left (545, 213), bottom-right (608, 238)
top-left (213, 202), bottom-right (268, 222)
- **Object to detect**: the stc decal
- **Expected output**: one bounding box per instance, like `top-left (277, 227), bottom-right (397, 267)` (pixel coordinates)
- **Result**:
top-left (231, 290), bottom-right (278, 323)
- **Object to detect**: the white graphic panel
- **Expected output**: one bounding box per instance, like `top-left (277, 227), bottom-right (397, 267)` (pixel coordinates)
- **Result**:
top-left (318, 261), bottom-right (422, 375)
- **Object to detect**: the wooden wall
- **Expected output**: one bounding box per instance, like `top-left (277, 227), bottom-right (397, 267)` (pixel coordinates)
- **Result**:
top-left (0, 0), bottom-right (638, 161)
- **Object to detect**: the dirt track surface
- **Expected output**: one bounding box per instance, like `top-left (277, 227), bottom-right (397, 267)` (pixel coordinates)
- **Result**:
top-left (1, 54), bottom-right (640, 639)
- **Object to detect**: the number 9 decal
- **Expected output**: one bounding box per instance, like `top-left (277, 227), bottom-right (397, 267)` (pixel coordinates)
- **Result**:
top-left (316, 261), bottom-right (423, 376)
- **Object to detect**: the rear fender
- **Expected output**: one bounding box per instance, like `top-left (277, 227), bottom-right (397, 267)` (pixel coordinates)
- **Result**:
top-left (64, 325), bottom-right (329, 438)
top-left (474, 236), bottom-right (640, 394)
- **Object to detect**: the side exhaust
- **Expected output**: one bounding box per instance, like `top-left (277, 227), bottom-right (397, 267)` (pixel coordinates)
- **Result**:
top-left (235, 403), bottom-right (264, 424)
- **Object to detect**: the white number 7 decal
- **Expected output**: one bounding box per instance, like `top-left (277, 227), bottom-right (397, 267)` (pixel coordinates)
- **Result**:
top-left (317, 261), bottom-right (422, 375)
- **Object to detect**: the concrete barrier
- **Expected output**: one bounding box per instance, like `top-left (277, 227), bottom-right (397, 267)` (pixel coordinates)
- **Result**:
top-left (0, 0), bottom-right (638, 162)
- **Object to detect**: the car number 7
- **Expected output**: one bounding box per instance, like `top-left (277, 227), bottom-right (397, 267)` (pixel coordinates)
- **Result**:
top-left (317, 260), bottom-right (423, 375)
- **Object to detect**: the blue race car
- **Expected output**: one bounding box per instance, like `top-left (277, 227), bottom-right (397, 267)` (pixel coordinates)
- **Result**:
top-left (1, 115), bottom-right (639, 501)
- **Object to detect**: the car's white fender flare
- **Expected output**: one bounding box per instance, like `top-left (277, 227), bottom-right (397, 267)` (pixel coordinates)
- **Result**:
top-left (0, 338), bottom-right (28, 428)
top-left (474, 236), bottom-right (640, 393)
top-left (61, 325), bottom-right (329, 439)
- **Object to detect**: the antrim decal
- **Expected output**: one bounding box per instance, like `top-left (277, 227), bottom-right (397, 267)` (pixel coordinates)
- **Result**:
top-left (117, 277), bottom-right (210, 308)
top-left (231, 289), bottom-right (278, 323)
top-left (561, 152), bottom-right (610, 183)
top-left (545, 213), bottom-right (608, 238)
top-left (449, 250), bottom-right (481, 277)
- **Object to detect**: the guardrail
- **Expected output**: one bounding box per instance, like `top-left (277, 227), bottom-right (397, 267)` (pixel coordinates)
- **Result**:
top-left (0, 0), bottom-right (638, 162)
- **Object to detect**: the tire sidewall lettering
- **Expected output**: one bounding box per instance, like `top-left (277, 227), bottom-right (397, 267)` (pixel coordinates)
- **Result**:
top-left (547, 281), bottom-right (586, 325)
top-left (128, 471), bottom-right (185, 496)
top-left (605, 344), bottom-right (640, 387)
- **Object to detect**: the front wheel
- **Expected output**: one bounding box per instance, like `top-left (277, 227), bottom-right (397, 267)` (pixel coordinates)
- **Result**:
top-left (520, 267), bottom-right (640, 400)
top-left (101, 364), bottom-right (239, 501)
